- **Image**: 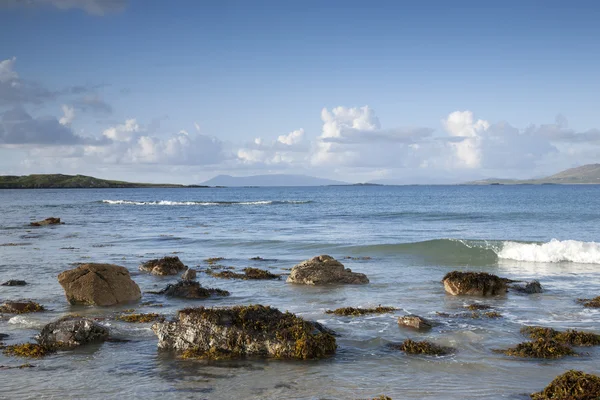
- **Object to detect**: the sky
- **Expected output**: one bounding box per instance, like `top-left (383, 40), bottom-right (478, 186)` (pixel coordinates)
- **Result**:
top-left (1, 0), bottom-right (600, 184)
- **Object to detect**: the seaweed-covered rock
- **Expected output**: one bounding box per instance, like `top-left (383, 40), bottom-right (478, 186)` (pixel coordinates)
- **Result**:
top-left (209, 267), bottom-right (280, 280)
top-left (398, 315), bottom-right (433, 330)
top-left (2, 343), bottom-right (55, 358)
top-left (151, 280), bottom-right (230, 299)
top-left (116, 313), bottom-right (165, 323)
top-left (531, 370), bottom-right (600, 400)
top-left (181, 268), bottom-right (197, 281)
top-left (579, 296), bottom-right (600, 308)
top-left (0, 300), bottom-right (44, 314)
top-left (30, 217), bottom-right (61, 226)
top-left (390, 339), bottom-right (453, 356)
top-left (36, 316), bottom-right (109, 348)
top-left (442, 271), bottom-right (507, 296)
top-left (512, 280), bottom-right (543, 294)
top-left (139, 256), bottom-right (187, 276)
top-left (326, 306), bottom-right (396, 316)
top-left (152, 305), bottom-right (337, 360)
top-left (1, 280), bottom-right (27, 286)
top-left (500, 338), bottom-right (575, 359)
top-left (286, 255), bottom-right (369, 285)
top-left (58, 263), bottom-right (141, 306)
top-left (521, 326), bottom-right (600, 346)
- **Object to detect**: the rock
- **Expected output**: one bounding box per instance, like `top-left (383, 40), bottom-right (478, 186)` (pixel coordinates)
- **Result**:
top-left (58, 263), bottom-right (141, 306)
top-left (139, 256), bottom-right (186, 276)
top-left (152, 305), bottom-right (337, 360)
top-left (398, 315), bottom-right (433, 330)
top-left (30, 217), bottom-right (61, 226)
top-left (531, 370), bottom-right (600, 400)
top-left (511, 280), bottom-right (543, 294)
top-left (150, 280), bottom-right (230, 299)
top-left (181, 268), bottom-right (197, 281)
top-left (442, 271), bottom-right (507, 296)
top-left (36, 316), bottom-right (109, 348)
top-left (0, 333), bottom-right (9, 340)
top-left (286, 255), bottom-right (369, 285)
top-left (0, 301), bottom-right (44, 314)
top-left (1, 280), bottom-right (28, 286)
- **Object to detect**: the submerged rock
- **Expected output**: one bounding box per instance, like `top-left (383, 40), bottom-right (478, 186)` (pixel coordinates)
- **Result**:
top-left (152, 305), bottom-right (336, 360)
top-left (58, 263), bottom-right (141, 306)
top-left (499, 338), bottom-right (575, 359)
top-left (36, 316), bottom-right (109, 348)
top-left (30, 217), bottom-right (62, 226)
top-left (398, 315), bottom-right (433, 330)
top-left (442, 271), bottom-right (507, 296)
top-left (1, 280), bottom-right (27, 286)
top-left (0, 300), bottom-right (44, 314)
top-left (181, 268), bottom-right (197, 281)
top-left (2, 343), bottom-right (55, 358)
top-left (209, 267), bottom-right (280, 280)
top-left (531, 370), bottom-right (600, 400)
top-left (326, 306), bottom-right (396, 316)
top-left (116, 313), bottom-right (165, 323)
top-left (579, 296), bottom-right (600, 308)
top-left (150, 280), bottom-right (230, 299)
top-left (286, 255), bottom-right (369, 285)
top-left (521, 326), bottom-right (600, 346)
top-left (390, 339), bottom-right (453, 356)
top-left (511, 280), bottom-right (543, 294)
top-left (139, 256), bottom-right (187, 276)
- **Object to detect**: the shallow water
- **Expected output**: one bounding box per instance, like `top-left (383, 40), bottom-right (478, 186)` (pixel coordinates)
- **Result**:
top-left (0, 185), bottom-right (599, 399)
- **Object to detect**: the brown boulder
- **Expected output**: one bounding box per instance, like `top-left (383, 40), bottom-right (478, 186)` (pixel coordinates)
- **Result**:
top-left (58, 263), bottom-right (141, 306)
top-left (30, 217), bottom-right (61, 226)
top-left (398, 315), bottom-right (433, 330)
top-left (442, 271), bottom-right (507, 296)
top-left (139, 256), bottom-right (186, 276)
top-left (286, 255), bottom-right (369, 285)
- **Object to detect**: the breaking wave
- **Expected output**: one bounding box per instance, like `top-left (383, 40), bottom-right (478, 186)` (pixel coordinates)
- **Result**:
top-left (101, 200), bottom-right (311, 206)
top-left (349, 238), bottom-right (600, 265)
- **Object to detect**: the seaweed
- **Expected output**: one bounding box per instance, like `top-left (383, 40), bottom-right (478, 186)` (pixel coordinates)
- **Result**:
top-left (390, 339), bottom-right (453, 356)
top-left (208, 267), bottom-right (280, 280)
top-left (177, 305), bottom-right (336, 360)
top-left (205, 257), bottom-right (224, 265)
top-left (0, 301), bottom-right (45, 314)
top-left (326, 306), bottom-right (397, 316)
top-left (116, 313), bottom-right (165, 323)
top-left (531, 370), bottom-right (600, 400)
top-left (465, 303), bottom-right (492, 311)
top-left (482, 311), bottom-right (502, 318)
top-left (499, 338), bottom-right (576, 359)
top-left (521, 326), bottom-right (600, 346)
top-left (579, 296), bottom-right (600, 308)
top-left (2, 343), bottom-right (56, 358)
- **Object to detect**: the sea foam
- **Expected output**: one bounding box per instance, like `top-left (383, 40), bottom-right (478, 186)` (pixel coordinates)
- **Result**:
top-left (497, 239), bottom-right (600, 264)
top-left (101, 200), bottom-right (309, 206)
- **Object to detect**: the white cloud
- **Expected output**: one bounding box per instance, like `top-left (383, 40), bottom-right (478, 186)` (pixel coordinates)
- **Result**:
top-left (59, 105), bottom-right (75, 126)
top-left (442, 110), bottom-right (490, 168)
top-left (277, 128), bottom-right (304, 145)
top-left (102, 118), bottom-right (140, 142)
top-left (2, 0), bottom-right (127, 16)
top-left (0, 57), bottom-right (18, 83)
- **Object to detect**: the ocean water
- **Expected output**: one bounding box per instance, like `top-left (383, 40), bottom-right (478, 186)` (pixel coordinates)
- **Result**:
top-left (0, 185), bottom-right (599, 399)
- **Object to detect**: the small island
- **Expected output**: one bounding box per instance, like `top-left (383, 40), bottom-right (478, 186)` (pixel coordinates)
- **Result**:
top-left (0, 174), bottom-right (208, 189)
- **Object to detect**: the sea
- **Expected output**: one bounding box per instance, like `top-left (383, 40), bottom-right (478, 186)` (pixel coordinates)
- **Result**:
top-left (1, 185), bottom-right (599, 399)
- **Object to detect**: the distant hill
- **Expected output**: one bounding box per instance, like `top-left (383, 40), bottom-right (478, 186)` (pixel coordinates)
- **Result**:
top-left (0, 174), bottom-right (202, 189)
top-left (201, 174), bottom-right (348, 187)
top-left (464, 164), bottom-right (600, 185)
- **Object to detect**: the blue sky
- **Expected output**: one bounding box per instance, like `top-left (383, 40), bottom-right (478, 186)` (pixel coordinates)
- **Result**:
top-left (1, 0), bottom-right (599, 183)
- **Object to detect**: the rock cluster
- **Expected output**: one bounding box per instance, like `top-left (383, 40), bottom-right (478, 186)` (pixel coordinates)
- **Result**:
top-left (286, 255), bottom-right (369, 285)
top-left (139, 256), bottom-right (187, 276)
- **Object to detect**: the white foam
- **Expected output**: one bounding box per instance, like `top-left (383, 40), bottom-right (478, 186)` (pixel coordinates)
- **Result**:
top-left (8, 315), bottom-right (40, 328)
top-left (497, 239), bottom-right (600, 264)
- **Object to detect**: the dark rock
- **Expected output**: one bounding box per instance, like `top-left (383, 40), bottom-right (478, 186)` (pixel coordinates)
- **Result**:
top-left (531, 370), bottom-right (600, 400)
top-left (181, 268), bottom-right (197, 281)
top-left (0, 333), bottom-right (9, 340)
top-left (511, 280), bottom-right (543, 294)
top-left (58, 263), bottom-right (141, 306)
top-left (152, 305), bottom-right (337, 359)
top-left (30, 217), bottom-right (61, 226)
top-left (36, 316), bottom-right (109, 348)
top-left (0, 300), bottom-right (44, 314)
top-left (139, 256), bottom-right (187, 276)
top-left (442, 271), bottom-right (507, 296)
top-left (1, 280), bottom-right (27, 286)
top-left (151, 280), bottom-right (230, 299)
top-left (398, 315), bottom-right (433, 330)
top-left (286, 255), bottom-right (369, 285)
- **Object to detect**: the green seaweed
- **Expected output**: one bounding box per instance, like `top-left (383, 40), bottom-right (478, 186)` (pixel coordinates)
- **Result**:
top-left (531, 370), bottom-right (600, 400)
top-left (2, 343), bottom-right (56, 358)
top-left (500, 338), bottom-right (576, 359)
top-left (0, 301), bottom-right (45, 314)
top-left (521, 326), bottom-right (600, 346)
top-left (326, 306), bottom-right (397, 316)
top-left (116, 313), bottom-right (165, 323)
top-left (391, 339), bottom-right (453, 356)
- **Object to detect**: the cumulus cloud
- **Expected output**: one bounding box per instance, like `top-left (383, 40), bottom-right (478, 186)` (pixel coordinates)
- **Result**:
top-left (59, 105), bottom-right (75, 126)
top-left (2, 0), bottom-right (127, 16)
top-left (277, 129), bottom-right (304, 145)
top-left (442, 110), bottom-right (490, 168)
top-left (236, 128), bottom-right (309, 166)
top-left (0, 107), bottom-right (102, 146)
top-left (0, 57), bottom-right (55, 106)
top-left (102, 118), bottom-right (140, 142)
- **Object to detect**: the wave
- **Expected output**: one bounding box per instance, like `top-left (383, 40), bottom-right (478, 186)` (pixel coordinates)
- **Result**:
top-left (100, 199), bottom-right (311, 206)
top-left (348, 238), bottom-right (600, 265)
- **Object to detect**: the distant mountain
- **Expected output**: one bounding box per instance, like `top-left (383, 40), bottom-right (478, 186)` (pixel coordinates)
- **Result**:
top-left (201, 174), bottom-right (348, 187)
top-left (0, 174), bottom-right (202, 189)
top-left (464, 164), bottom-right (600, 185)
